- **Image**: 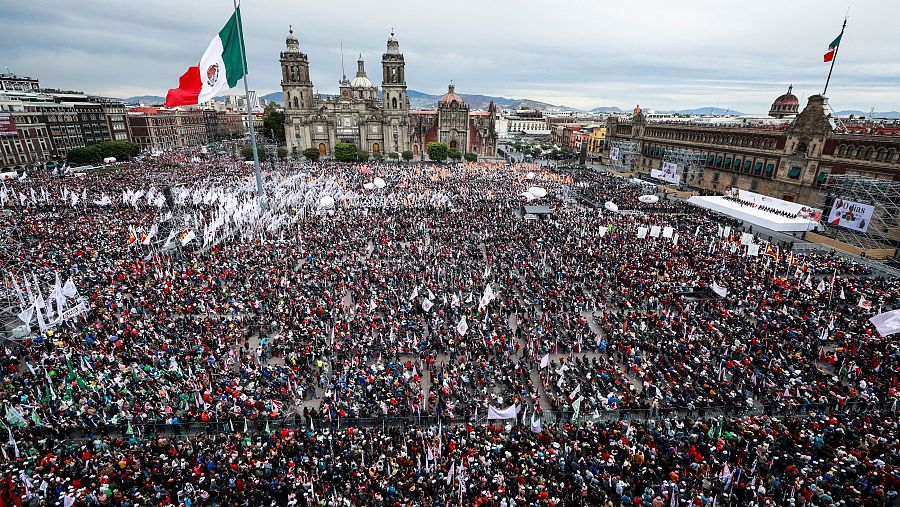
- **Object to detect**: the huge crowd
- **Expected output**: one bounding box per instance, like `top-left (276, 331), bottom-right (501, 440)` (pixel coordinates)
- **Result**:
top-left (0, 150), bottom-right (896, 506)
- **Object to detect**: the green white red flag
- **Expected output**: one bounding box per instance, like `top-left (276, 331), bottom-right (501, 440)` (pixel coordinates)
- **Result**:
top-left (823, 33), bottom-right (842, 63)
top-left (165, 7), bottom-right (247, 107)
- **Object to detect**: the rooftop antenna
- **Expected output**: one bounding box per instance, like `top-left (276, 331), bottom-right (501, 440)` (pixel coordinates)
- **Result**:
top-left (340, 41), bottom-right (346, 81)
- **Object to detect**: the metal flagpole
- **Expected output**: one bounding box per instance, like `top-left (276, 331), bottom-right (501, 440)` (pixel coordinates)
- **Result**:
top-left (233, 0), bottom-right (268, 210)
top-left (823, 15), bottom-right (847, 96)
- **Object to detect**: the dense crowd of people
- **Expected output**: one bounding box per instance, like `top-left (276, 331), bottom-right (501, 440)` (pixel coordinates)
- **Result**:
top-left (0, 149), bottom-right (896, 506)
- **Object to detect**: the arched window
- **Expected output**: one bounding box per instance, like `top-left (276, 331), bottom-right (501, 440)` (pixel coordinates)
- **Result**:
top-left (866, 147), bottom-right (876, 160)
top-left (877, 147), bottom-right (887, 160)
top-left (293, 97), bottom-right (299, 109)
top-left (391, 97), bottom-right (398, 109)
top-left (888, 148), bottom-right (898, 162)
top-left (837, 144), bottom-right (846, 157)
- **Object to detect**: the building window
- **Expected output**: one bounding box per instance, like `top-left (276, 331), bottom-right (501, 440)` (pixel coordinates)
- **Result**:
top-left (787, 166), bottom-right (802, 179)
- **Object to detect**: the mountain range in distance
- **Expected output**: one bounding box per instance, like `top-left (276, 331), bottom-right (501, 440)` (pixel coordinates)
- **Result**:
top-left (120, 92), bottom-right (900, 119)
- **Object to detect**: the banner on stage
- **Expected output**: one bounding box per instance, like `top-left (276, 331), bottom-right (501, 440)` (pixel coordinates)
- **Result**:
top-left (651, 161), bottom-right (680, 185)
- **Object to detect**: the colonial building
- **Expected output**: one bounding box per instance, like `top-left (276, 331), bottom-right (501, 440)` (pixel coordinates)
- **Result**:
top-left (280, 29), bottom-right (496, 159)
top-left (127, 108), bottom-right (210, 151)
top-left (605, 91), bottom-right (900, 208)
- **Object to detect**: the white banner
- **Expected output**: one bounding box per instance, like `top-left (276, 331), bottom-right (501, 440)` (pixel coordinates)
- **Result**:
top-left (711, 282), bottom-right (728, 298)
top-left (487, 404), bottom-right (519, 420)
top-left (828, 198), bottom-right (875, 233)
top-left (609, 147), bottom-right (620, 162)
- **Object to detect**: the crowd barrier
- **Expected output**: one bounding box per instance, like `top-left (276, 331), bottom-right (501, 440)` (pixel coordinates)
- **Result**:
top-left (26, 399), bottom-right (897, 441)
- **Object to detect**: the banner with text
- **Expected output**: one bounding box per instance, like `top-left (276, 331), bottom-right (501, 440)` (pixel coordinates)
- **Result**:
top-left (828, 198), bottom-right (875, 233)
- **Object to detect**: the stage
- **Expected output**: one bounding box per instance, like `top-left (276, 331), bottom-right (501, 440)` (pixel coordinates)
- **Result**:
top-left (687, 196), bottom-right (817, 232)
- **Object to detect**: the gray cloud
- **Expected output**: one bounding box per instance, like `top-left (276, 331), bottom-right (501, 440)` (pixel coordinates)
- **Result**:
top-left (2, 0), bottom-right (898, 113)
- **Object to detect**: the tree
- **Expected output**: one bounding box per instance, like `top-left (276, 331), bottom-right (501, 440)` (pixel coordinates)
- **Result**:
top-left (388, 152), bottom-right (400, 161)
top-left (67, 146), bottom-right (102, 165)
top-left (95, 140), bottom-right (140, 161)
top-left (240, 145), bottom-right (267, 161)
top-left (302, 147), bottom-right (320, 162)
top-left (334, 143), bottom-right (357, 162)
top-left (448, 148), bottom-right (462, 162)
top-left (261, 103), bottom-right (286, 144)
top-left (401, 150), bottom-right (414, 162)
top-left (427, 142), bottom-right (449, 162)
top-left (532, 147), bottom-right (543, 158)
top-left (357, 150), bottom-right (370, 161)
top-left (277, 147), bottom-right (288, 159)
top-left (464, 152), bottom-right (477, 163)
top-left (372, 153), bottom-right (384, 161)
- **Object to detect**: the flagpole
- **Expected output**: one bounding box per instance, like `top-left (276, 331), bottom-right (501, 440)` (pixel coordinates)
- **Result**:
top-left (823, 16), bottom-right (847, 96)
top-left (233, 0), bottom-right (268, 210)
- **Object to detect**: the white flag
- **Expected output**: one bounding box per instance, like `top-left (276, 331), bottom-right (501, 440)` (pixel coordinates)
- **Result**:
top-left (422, 298), bottom-right (433, 312)
top-left (539, 353), bottom-right (550, 369)
top-left (530, 412), bottom-right (542, 433)
top-left (17, 305), bottom-right (33, 325)
top-left (858, 296), bottom-right (872, 310)
top-left (816, 279), bottom-right (826, 292)
top-left (456, 316), bottom-right (468, 336)
top-left (179, 229), bottom-right (196, 246)
top-left (61, 278), bottom-right (77, 298)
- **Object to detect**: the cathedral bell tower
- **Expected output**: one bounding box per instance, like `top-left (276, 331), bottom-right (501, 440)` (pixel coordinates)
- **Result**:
top-left (381, 30), bottom-right (409, 153)
top-left (280, 27), bottom-right (314, 153)
top-left (281, 27), bottom-right (313, 111)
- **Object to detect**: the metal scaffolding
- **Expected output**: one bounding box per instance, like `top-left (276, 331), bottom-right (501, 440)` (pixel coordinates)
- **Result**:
top-left (819, 174), bottom-right (900, 249)
top-left (608, 140), bottom-right (639, 172)
top-left (661, 148), bottom-right (708, 187)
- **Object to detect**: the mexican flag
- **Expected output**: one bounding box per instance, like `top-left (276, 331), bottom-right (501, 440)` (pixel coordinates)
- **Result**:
top-left (823, 33), bottom-right (842, 62)
top-left (165, 7), bottom-right (247, 107)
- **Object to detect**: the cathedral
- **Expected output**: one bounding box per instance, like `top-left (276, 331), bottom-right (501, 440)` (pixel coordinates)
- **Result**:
top-left (280, 29), bottom-right (497, 159)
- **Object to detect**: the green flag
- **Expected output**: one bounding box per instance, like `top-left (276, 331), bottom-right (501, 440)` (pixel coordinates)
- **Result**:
top-left (829, 33), bottom-right (842, 49)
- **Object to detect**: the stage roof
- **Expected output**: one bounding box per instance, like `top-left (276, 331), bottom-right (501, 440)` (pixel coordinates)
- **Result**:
top-left (687, 196), bottom-right (816, 232)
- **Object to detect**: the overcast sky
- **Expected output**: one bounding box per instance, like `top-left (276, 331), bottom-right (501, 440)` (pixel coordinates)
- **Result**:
top-left (2, 0), bottom-right (898, 113)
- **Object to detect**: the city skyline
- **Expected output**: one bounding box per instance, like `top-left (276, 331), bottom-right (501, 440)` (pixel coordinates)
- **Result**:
top-left (2, 0), bottom-right (899, 113)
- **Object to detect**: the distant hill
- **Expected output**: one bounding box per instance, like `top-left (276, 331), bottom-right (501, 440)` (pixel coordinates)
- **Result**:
top-left (123, 95), bottom-right (165, 104)
top-left (654, 107), bottom-right (746, 116)
top-left (259, 92), bottom-right (282, 104)
top-left (834, 110), bottom-right (900, 120)
top-left (591, 106), bottom-right (623, 113)
top-left (257, 89), bottom-right (575, 111)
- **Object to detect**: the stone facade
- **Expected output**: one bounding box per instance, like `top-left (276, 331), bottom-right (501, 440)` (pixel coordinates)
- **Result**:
top-left (281, 30), bottom-right (496, 159)
top-left (605, 94), bottom-right (900, 208)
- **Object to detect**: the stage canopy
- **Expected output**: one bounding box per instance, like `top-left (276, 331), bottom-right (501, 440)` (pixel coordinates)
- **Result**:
top-left (687, 195), bottom-right (817, 232)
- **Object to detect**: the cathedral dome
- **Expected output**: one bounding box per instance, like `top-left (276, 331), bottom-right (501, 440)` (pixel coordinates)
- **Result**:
top-left (769, 85), bottom-right (799, 118)
top-left (439, 84), bottom-right (465, 107)
top-left (351, 54), bottom-right (375, 89)
top-left (351, 75), bottom-right (374, 88)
